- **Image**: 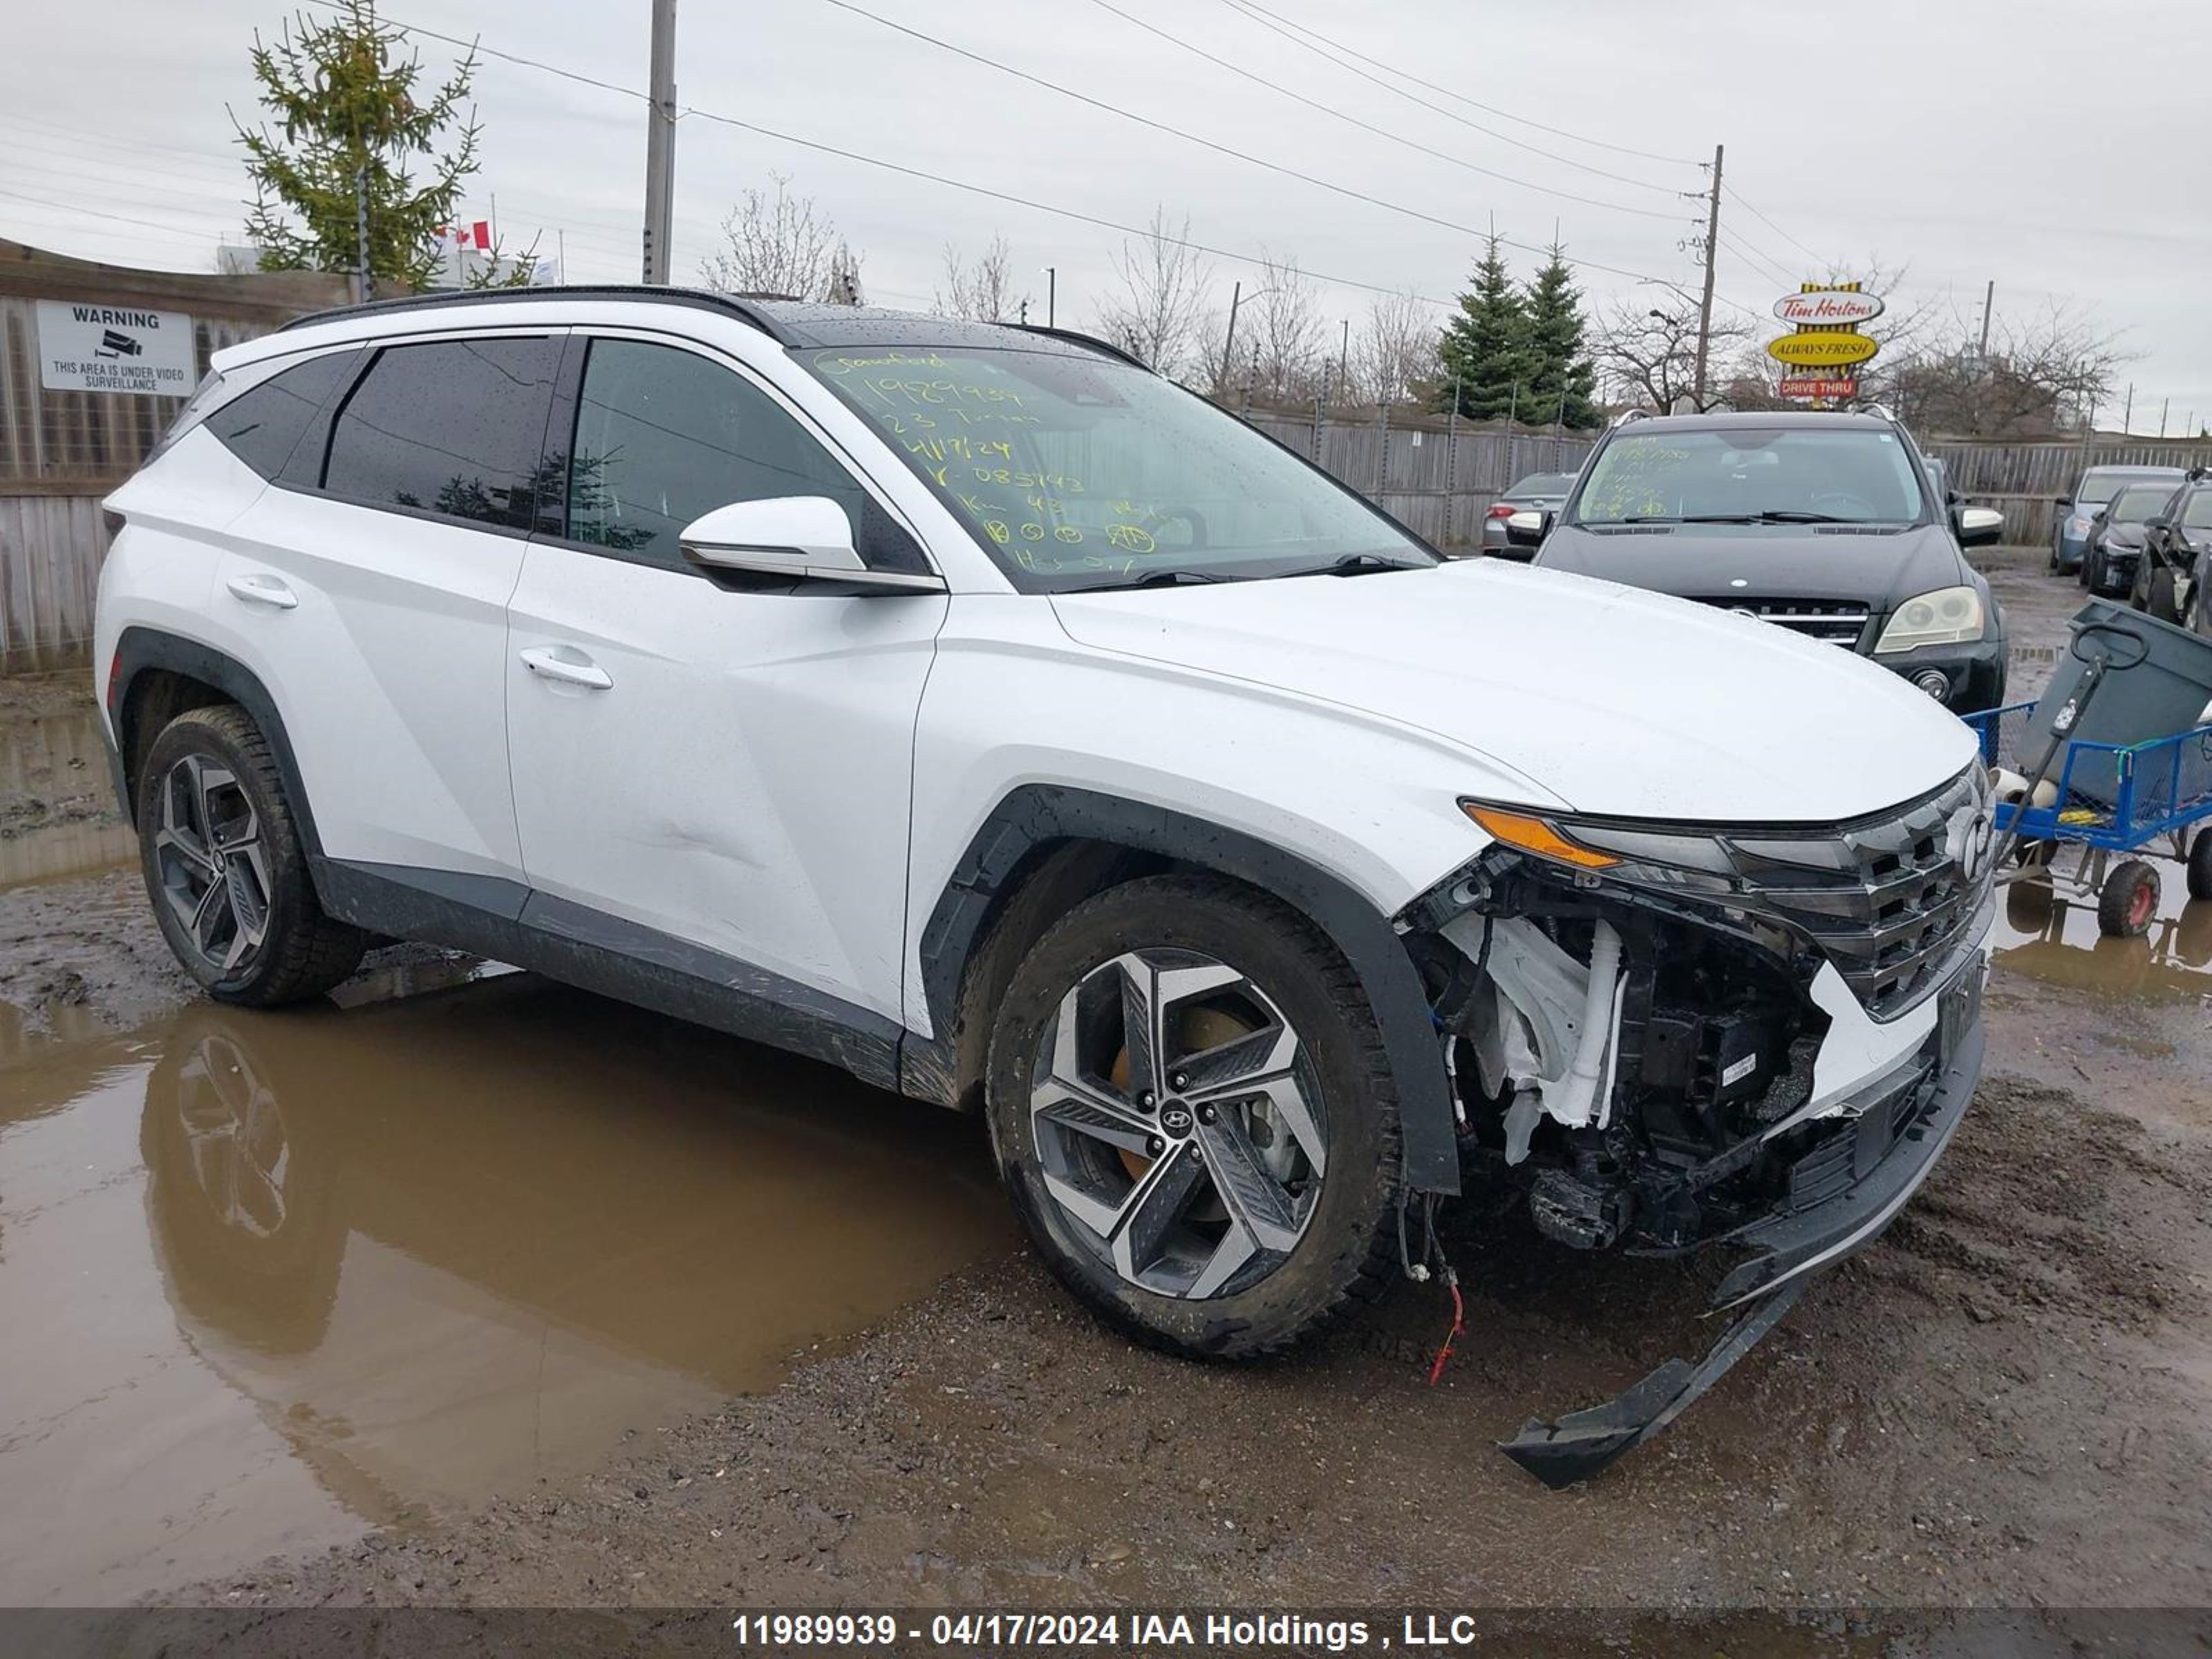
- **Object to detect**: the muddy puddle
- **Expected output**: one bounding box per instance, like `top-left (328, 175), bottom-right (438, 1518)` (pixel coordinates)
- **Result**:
top-left (0, 704), bottom-right (136, 888)
top-left (0, 971), bottom-right (1014, 1604)
top-left (1992, 856), bottom-right (2212, 1002)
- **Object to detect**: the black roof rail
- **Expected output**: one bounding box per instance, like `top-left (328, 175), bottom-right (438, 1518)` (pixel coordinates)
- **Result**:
top-left (277, 284), bottom-right (798, 344)
top-left (1007, 322), bottom-right (1152, 371)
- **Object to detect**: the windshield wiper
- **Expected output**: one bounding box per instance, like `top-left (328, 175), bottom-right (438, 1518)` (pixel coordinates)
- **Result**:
top-left (1076, 567), bottom-right (1226, 592)
top-left (1654, 510), bottom-right (1858, 525)
top-left (1281, 551), bottom-right (1431, 577)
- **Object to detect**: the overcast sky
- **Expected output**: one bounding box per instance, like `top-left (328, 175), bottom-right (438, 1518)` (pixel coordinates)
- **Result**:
top-left (6, 0), bottom-right (2209, 428)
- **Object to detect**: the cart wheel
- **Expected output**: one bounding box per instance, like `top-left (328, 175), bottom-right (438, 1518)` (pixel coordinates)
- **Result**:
top-left (2005, 880), bottom-right (2055, 934)
top-left (2097, 860), bottom-right (2161, 938)
top-left (2012, 837), bottom-right (2056, 871)
top-left (2189, 830), bottom-right (2212, 903)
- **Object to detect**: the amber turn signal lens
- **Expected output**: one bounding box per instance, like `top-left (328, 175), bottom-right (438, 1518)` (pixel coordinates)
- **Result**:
top-left (1461, 805), bottom-right (1620, 870)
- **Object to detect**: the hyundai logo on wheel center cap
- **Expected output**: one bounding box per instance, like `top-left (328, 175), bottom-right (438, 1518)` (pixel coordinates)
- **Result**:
top-left (1158, 1103), bottom-right (1194, 1136)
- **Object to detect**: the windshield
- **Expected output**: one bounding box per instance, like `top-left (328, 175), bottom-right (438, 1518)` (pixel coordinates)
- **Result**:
top-left (1507, 473), bottom-right (1575, 496)
top-left (2078, 469), bottom-right (2172, 505)
top-left (2184, 492), bottom-right (2212, 530)
top-left (1569, 427), bottom-right (1925, 527)
top-left (803, 346), bottom-right (1434, 590)
top-left (2108, 484), bottom-right (2173, 523)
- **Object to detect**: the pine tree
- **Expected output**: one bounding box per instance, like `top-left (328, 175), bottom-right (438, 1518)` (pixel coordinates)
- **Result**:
top-left (1521, 243), bottom-right (1600, 430)
top-left (1435, 235), bottom-right (1529, 421)
top-left (233, 0), bottom-right (533, 292)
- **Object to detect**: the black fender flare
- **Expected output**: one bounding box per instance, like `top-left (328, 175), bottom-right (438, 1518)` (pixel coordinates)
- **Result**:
top-left (107, 626), bottom-right (326, 858)
top-left (910, 784), bottom-right (1459, 1195)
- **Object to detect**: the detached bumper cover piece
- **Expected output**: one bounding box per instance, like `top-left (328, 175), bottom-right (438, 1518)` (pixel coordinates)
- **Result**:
top-left (1498, 997), bottom-right (1985, 1489)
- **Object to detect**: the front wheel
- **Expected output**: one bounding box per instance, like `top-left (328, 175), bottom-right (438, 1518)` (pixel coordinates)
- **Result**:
top-left (984, 874), bottom-right (1403, 1360)
top-left (2097, 859), bottom-right (2161, 939)
top-left (136, 705), bottom-right (368, 1005)
top-left (2146, 569), bottom-right (2181, 624)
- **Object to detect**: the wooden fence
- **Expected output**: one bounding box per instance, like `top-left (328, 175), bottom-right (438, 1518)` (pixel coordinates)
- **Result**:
top-left (1234, 399), bottom-right (1593, 547)
top-left (1923, 436), bottom-right (2212, 547)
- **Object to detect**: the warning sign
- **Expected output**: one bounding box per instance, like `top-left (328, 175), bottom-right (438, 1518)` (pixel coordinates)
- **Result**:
top-left (35, 300), bottom-right (198, 396)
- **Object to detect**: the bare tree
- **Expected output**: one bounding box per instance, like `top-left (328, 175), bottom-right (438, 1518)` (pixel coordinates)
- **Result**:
top-left (935, 235), bottom-right (1024, 323)
top-left (823, 238), bottom-right (865, 306)
top-left (1093, 207), bottom-right (1211, 376)
top-left (1245, 249), bottom-right (1323, 400)
top-left (1351, 288), bottom-right (1438, 406)
top-left (1589, 292), bottom-right (1751, 413)
top-left (700, 173), bottom-right (845, 300)
top-left (1884, 301), bottom-right (2131, 437)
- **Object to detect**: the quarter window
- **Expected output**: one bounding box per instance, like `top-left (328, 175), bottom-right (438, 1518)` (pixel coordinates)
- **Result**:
top-left (206, 350), bottom-right (359, 481)
top-left (563, 339), bottom-right (874, 570)
top-left (323, 337), bottom-right (561, 530)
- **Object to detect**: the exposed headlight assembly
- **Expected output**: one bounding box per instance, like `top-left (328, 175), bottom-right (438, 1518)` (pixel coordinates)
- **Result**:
top-left (1875, 585), bottom-right (1984, 653)
top-left (1461, 804), bottom-right (1738, 895)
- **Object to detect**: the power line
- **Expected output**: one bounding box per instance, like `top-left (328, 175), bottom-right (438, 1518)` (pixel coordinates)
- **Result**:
top-left (816, 0), bottom-right (1684, 224)
top-left (1721, 182), bottom-right (1833, 270)
top-left (0, 188), bottom-right (227, 245)
top-left (297, 0), bottom-right (650, 104)
top-left (1715, 228), bottom-right (1797, 291)
top-left (1218, 0), bottom-right (1703, 168)
top-left (1089, 0), bottom-right (1683, 199)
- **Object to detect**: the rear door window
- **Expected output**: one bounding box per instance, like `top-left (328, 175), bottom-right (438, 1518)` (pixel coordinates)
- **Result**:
top-left (323, 337), bottom-right (561, 531)
top-left (205, 350), bottom-right (359, 480)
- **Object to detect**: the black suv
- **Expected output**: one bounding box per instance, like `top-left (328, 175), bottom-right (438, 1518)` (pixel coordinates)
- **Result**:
top-left (2131, 467), bottom-right (2212, 630)
top-left (1514, 410), bottom-right (2007, 713)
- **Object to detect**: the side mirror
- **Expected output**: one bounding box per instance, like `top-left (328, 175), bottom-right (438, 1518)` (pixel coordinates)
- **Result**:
top-left (2052, 494), bottom-right (2072, 508)
top-left (679, 497), bottom-right (943, 592)
top-left (1504, 509), bottom-right (1548, 549)
top-left (1956, 505), bottom-right (2004, 548)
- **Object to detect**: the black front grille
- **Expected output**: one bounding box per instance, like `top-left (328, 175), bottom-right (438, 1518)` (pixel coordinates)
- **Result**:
top-left (1691, 597), bottom-right (1870, 646)
top-left (1719, 767), bottom-right (1995, 1020)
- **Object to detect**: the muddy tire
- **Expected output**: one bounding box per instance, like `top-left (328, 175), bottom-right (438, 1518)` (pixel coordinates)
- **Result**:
top-left (2146, 569), bottom-right (2181, 624)
top-left (2188, 830), bottom-right (2212, 903)
top-left (2096, 859), bottom-right (2161, 939)
top-left (984, 873), bottom-right (1403, 1361)
top-left (136, 704), bottom-right (368, 1006)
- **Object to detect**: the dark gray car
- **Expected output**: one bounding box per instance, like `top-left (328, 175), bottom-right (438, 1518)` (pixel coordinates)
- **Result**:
top-left (1478, 471), bottom-right (1577, 558)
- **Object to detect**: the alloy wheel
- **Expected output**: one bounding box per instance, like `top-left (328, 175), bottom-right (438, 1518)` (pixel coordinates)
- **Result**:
top-left (153, 753), bottom-right (271, 975)
top-left (1027, 948), bottom-right (1327, 1300)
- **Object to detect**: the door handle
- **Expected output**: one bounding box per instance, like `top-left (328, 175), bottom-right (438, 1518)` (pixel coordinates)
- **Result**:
top-left (518, 645), bottom-right (614, 691)
top-left (225, 572), bottom-right (298, 610)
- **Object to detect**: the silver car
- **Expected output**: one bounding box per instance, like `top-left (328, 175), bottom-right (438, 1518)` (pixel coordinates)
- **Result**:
top-left (1479, 471), bottom-right (1577, 558)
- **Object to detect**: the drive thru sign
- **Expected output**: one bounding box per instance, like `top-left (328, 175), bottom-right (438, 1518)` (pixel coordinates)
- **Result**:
top-left (35, 300), bottom-right (198, 396)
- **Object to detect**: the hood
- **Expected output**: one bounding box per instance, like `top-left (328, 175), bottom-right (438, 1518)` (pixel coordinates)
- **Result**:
top-left (1049, 560), bottom-right (1976, 825)
top-left (1535, 522), bottom-right (1964, 606)
top-left (2101, 525), bottom-right (2149, 549)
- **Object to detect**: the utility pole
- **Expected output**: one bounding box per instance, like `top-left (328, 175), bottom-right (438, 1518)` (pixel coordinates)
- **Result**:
top-left (2123, 382), bottom-right (2134, 434)
top-left (641, 0), bottom-right (678, 283)
top-left (1220, 280), bottom-right (1242, 393)
top-left (1045, 267), bottom-right (1056, 328)
top-left (1691, 142), bottom-right (1723, 409)
top-left (2159, 397), bottom-right (2169, 439)
top-left (353, 165), bottom-right (371, 304)
top-left (1976, 279), bottom-right (1995, 359)
top-left (1339, 317), bottom-right (1350, 399)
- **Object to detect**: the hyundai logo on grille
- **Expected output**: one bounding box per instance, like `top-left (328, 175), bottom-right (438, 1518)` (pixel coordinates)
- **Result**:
top-left (1946, 799), bottom-right (1997, 884)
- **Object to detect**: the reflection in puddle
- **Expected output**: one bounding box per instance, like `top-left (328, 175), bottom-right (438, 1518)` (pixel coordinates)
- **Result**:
top-left (0, 975), bottom-right (1013, 1604)
top-left (1993, 863), bottom-right (2212, 1001)
top-left (0, 706), bottom-right (137, 888)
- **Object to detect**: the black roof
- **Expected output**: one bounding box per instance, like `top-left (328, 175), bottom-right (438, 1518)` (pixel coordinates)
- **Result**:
top-left (278, 284), bottom-right (1143, 366)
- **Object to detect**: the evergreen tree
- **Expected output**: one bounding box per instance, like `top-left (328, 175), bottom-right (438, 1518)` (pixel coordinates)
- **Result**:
top-left (1521, 243), bottom-right (1600, 430)
top-left (234, 0), bottom-right (532, 292)
top-left (1435, 235), bottom-right (1528, 421)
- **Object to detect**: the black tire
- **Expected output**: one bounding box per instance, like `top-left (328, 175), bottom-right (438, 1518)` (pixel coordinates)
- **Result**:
top-left (2078, 547), bottom-right (2095, 588)
top-left (2146, 569), bottom-right (2181, 624)
top-left (2096, 859), bottom-right (2161, 939)
top-left (984, 872), bottom-right (1403, 1361)
top-left (2188, 829), bottom-right (2212, 904)
top-left (2005, 878), bottom-right (2055, 935)
top-left (136, 704), bottom-right (368, 1006)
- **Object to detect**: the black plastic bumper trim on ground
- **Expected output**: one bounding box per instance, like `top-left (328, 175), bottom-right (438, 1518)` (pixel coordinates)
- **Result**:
top-left (1497, 1275), bottom-right (1809, 1490)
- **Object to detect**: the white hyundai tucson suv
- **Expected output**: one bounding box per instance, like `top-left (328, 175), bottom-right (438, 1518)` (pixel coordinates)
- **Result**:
top-left (95, 290), bottom-right (1996, 1483)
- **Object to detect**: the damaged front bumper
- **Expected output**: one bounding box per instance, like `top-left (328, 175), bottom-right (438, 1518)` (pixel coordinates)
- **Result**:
top-left (1498, 989), bottom-right (1984, 1487)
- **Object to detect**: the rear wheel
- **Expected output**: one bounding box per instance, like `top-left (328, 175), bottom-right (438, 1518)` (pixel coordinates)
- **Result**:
top-left (2097, 859), bottom-right (2161, 939)
top-left (984, 874), bottom-right (1403, 1360)
top-left (2188, 830), bottom-right (2212, 903)
top-left (136, 705), bottom-right (368, 1005)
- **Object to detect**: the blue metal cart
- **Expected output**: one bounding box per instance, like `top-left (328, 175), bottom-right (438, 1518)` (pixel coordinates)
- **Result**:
top-left (1964, 702), bottom-right (2212, 937)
